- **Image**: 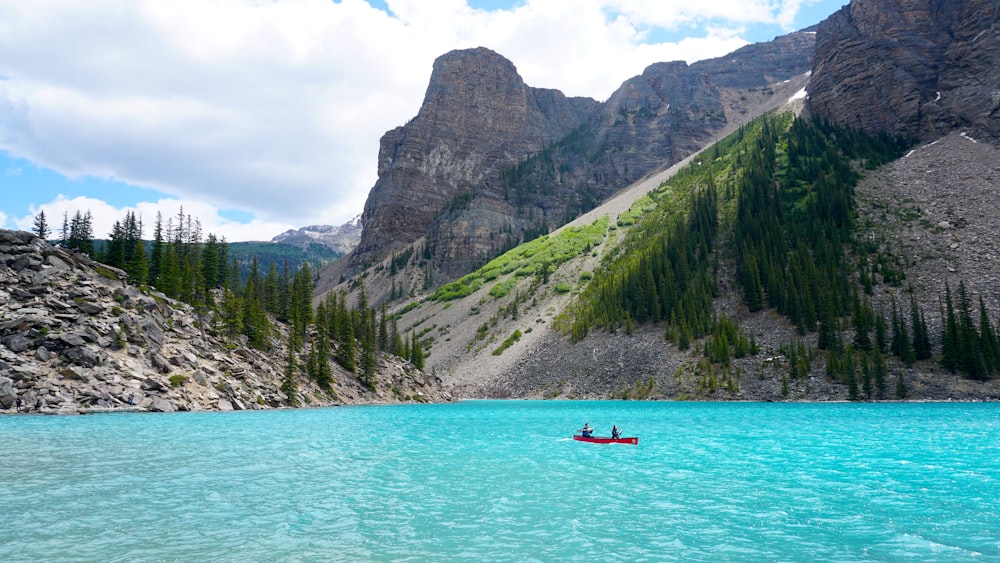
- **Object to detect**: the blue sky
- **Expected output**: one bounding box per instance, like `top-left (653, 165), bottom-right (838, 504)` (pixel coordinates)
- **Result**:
top-left (0, 0), bottom-right (847, 241)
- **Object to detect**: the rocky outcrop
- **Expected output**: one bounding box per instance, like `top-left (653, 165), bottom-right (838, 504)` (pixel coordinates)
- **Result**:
top-left (0, 230), bottom-right (451, 415)
top-left (352, 47), bottom-right (599, 275)
top-left (808, 0), bottom-right (1000, 143)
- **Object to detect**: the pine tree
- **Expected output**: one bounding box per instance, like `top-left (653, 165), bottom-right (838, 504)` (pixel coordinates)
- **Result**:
top-left (360, 319), bottom-right (377, 391)
top-left (32, 210), bottom-right (50, 240)
top-left (411, 330), bottom-right (425, 370)
top-left (335, 292), bottom-right (356, 371)
top-left (220, 288), bottom-right (243, 343)
top-left (282, 340), bottom-right (299, 405)
top-left (911, 294), bottom-right (932, 361)
top-left (872, 351), bottom-right (887, 399)
top-left (852, 295), bottom-right (870, 351)
top-left (956, 282), bottom-right (986, 380)
top-left (941, 285), bottom-right (960, 373)
top-left (979, 297), bottom-right (998, 376)
top-left (150, 212), bottom-right (164, 283)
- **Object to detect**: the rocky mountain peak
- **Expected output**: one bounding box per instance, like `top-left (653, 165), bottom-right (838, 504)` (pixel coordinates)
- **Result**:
top-left (808, 0), bottom-right (1000, 143)
top-left (351, 47), bottom-right (600, 273)
top-left (272, 215), bottom-right (362, 254)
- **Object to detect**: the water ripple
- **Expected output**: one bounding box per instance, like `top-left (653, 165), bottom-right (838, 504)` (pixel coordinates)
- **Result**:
top-left (2, 402), bottom-right (999, 561)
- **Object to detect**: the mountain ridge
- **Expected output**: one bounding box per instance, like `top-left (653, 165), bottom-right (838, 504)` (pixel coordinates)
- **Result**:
top-left (319, 30), bottom-right (816, 302)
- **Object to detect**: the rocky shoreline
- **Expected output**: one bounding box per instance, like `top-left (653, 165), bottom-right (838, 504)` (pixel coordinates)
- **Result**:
top-left (0, 230), bottom-right (452, 415)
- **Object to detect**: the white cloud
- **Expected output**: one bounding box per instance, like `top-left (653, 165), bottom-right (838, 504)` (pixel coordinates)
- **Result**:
top-left (0, 0), bottom-right (814, 233)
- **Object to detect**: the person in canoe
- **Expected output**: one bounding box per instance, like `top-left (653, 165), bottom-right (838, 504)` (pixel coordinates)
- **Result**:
top-left (611, 425), bottom-right (621, 439)
top-left (580, 423), bottom-right (593, 437)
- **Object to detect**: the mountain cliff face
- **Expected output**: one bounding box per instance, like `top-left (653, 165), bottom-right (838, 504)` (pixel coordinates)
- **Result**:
top-left (504, 30), bottom-right (815, 231)
top-left (333, 33), bottom-right (815, 297)
top-left (808, 0), bottom-right (1000, 143)
top-left (353, 47), bottom-right (599, 277)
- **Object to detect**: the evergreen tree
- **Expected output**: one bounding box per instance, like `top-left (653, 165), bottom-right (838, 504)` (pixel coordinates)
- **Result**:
top-left (313, 300), bottom-right (333, 390)
top-left (410, 330), bottom-right (425, 370)
top-left (852, 291), bottom-right (872, 351)
top-left (32, 210), bottom-right (50, 240)
top-left (872, 351), bottom-right (887, 399)
top-left (335, 292), bottom-right (356, 371)
top-left (891, 296), bottom-right (915, 365)
top-left (911, 294), bottom-right (932, 361)
top-left (241, 257), bottom-right (271, 350)
top-left (895, 369), bottom-right (907, 399)
top-left (66, 210), bottom-right (95, 255)
top-left (378, 304), bottom-right (390, 353)
top-left (979, 297), bottom-right (999, 376)
top-left (220, 288), bottom-right (243, 343)
top-left (360, 318), bottom-right (377, 391)
top-left (150, 212), bottom-right (164, 283)
top-left (60, 211), bottom-right (69, 245)
top-left (282, 339), bottom-right (299, 405)
top-left (956, 281), bottom-right (986, 380)
top-left (941, 285), bottom-right (960, 373)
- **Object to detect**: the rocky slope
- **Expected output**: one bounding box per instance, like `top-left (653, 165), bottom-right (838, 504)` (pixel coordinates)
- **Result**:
top-left (0, 230), bottom-right (451, 415)
top-left (808, 0), bottom-right (1000, 144)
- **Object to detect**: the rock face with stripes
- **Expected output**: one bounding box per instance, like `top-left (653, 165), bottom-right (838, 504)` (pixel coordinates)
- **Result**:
top-left (808, 0), bottom-right (1000, 144)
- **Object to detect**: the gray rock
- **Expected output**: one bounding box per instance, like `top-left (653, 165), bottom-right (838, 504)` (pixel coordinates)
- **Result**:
top-left (11, 255), bottom-right (42, 271)
top-left (150, 353), bottom-right (171, 374)
top-left (77, 301), bottom-right (104, 315)
top-left (35, 346), bottom-right (52, 361)
top-left (0, 376), bottom-right (15, 409)
top-left (66, 346), bottom-right (101, 367)
top-left (45, 297), bottom-right (71, 310)
top-left (141, 318), bottom-right (165, 346)
top-left (3, 334), bottom-right (33, 353)
top-left (44, 253), bottom-right (71, 270)
top-left (149, 397), bottom-right (176, 413)
top-left (142, 376), bottom-right (168, 391)
top-left (59, 366), bottom-right (91, 382)
top-left (59, 333), bottom-right (87, 347)
top-left (217, 399), bottom-right (234, 411)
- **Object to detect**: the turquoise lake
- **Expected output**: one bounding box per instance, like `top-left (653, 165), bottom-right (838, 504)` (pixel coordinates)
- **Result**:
top-left (2, 401), bottom-right (999, 562)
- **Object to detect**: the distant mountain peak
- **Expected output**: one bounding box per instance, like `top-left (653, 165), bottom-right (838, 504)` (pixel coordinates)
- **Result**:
top-left (272, 215), bottom-right (362, 254)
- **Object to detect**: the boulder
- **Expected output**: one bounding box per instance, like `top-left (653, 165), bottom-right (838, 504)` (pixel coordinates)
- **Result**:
top-left (66, 346), bottom-right (101, 368)
top-left (35, 346), bottom-right (52, 362)
top-left (58, 333), bottom-right (87, 347)
top-left (77, 301), bottom-right (104, 315)
top-left (0, 376), bottom-right (16, 409)
top-left (149, 396), bottom-right (176, 413)
top-left (3, 334), bottom-right (33, 353)
top-left (150, 353), bottom-right (171, 374)
top-left (140, 317), bottom-right (165, 346)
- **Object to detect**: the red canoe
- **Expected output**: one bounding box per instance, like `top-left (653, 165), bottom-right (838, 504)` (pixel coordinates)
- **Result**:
top-left (573, 435), bottom-right (638, 445)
